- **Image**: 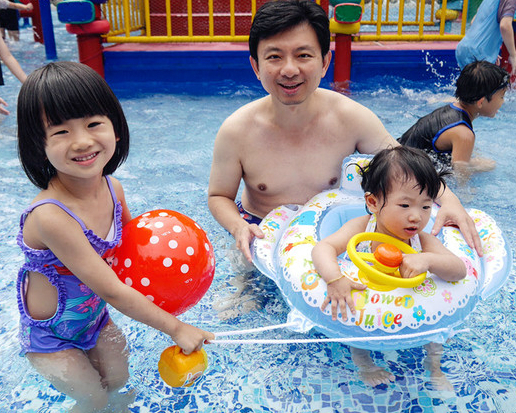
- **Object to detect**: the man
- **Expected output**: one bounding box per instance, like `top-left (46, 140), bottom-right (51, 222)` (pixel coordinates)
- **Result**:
top-left (456, 0), bottom-right (516, 76)
top-left (208, 0), bottom-right (482, 263)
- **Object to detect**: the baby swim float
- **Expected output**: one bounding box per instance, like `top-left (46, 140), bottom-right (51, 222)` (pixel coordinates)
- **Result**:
top-left (251, 155), bottom-right (512, 351)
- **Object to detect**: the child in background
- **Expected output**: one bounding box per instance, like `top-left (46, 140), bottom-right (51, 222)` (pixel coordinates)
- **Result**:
top-left (0, 5), bottom-right (32, 116)
top-left (312, 146), bottom-right (466, 389)
top-left (16, 61), bottom-right (213, 411)
top-left (398, 60), bottom-right (509, 182)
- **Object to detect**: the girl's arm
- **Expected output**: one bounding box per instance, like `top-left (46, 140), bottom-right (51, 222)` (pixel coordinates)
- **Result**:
top-left (311, 215), bottom-right (368, 321)
top-left (6, 0), bottom-right (33, 11)
top-left (32, 206), bottom-right (214, 354)
top-left (400, 232), bottom-right (466, 282)
top-left (0, 36), bottom-right (27, 83)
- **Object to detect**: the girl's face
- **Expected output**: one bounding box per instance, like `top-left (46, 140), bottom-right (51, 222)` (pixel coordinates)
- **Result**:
top-left (44, 115), bottom-right (117, 181)
top-left (365, 177), bottom-right (433, 242)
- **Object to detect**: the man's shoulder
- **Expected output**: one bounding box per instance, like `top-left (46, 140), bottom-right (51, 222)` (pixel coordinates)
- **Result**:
top-left (228, 96), bottom-right (267, 119)
top-left (217, 97), bottom-right (268, 138)
top-left (316, 88), bottom-right (374, 121)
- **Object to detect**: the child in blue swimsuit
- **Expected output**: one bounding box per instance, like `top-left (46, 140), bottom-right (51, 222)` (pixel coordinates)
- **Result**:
top-left (16, 62), bottom-right (214, 411)
top-left (398, 61), bottom-right (509, 182)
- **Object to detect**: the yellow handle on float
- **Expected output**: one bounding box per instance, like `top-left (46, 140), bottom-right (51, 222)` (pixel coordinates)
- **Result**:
top-left (347, 232), bottom-right (427, 291)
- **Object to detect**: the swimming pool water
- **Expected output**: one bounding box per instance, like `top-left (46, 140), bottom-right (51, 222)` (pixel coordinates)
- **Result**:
top-left (1, 12), bottom-right (516, 413)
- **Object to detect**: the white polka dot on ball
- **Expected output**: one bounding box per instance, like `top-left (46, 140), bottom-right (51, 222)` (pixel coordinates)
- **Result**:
top-left (141, 277), bottom-right (150, 287)
top-left (124, 277), bottom-right (133, 286)
top-left (159, 212), bottom-right (168, 217)
top-left (204, 243), bottom-right (210, 251)
top-left (154, 221), bottom-right (164, 228)
top-left (181, 264), bottom-right (189, 274)
top-left (173, 225), bottom-right (182, 233)
top-left (142, 213), bottom-right (150, 217)
top-left (146, 295), bottom-right (154, 302)
top-left (163, 257), bottom-right (172, 267)
top-left (186, 247), bottom-right (195, 256)
top-left (137, 221), bottom-right (145, 228)
top-left (124, 258), bottom-right (132, 268)
top-left (150, 235), bottom-right (159, 244)
top-left (168, 240), bottom-right (178, 249)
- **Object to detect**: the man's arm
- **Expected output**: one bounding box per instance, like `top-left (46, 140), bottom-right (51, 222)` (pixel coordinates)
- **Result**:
top-left (500, 15), bottom-right (516, 76)
top-left (432, 185), bottom-right (483, 256)
top-left (208, 122), bottom-right (263, 263)
top-left (351, 101), bottom-right (399, 154)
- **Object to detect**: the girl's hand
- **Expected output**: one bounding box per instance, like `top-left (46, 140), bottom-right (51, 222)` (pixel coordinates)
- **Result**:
top-left (320, 277), bottom-right (366, 321)
top-left (172, 321), bottom-right (215, 355)
top-left (399, 254), bottom-right (429, 279)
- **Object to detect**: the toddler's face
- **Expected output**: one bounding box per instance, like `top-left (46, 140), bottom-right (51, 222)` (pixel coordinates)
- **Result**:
top-left (373, 177), bottom-right (433, 242)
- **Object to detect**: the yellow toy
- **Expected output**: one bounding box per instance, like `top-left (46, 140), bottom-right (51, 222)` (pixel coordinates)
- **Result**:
top-left (158, 345), bottom-right (208, 387)
top-left (346, 232), bottom-right (427, 291)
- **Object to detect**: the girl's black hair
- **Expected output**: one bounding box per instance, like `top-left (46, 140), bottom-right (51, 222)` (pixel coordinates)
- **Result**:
top-left (17, 61), bottom-right (130, 189)
top-left (359, 146), bottom-right (449, 208)
top-left (249, 0), bottom-right (330, 61)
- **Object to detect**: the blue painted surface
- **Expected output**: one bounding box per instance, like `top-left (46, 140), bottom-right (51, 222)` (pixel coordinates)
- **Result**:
top-left (39, 0), bottom-right (58, 60)
top-left (103, 46), bottom-right (461, 94)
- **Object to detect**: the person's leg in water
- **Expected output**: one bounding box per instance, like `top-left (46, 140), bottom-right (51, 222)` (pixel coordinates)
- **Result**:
top-left (27, 320), bottom-right (131, 412)
top-left (213, 202), bottom-right (278, 319)
top-left (424, 342), bottom-right (454, 391)
top-left (351, 347), bottom-right (395, 387)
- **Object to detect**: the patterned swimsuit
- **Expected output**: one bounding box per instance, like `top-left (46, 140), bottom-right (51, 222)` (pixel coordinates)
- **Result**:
top-left (17, 176), bottom-right (122, 354)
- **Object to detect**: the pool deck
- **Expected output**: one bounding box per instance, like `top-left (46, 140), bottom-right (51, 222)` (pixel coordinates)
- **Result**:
top-left (103, 40), bottom-right (460, 92)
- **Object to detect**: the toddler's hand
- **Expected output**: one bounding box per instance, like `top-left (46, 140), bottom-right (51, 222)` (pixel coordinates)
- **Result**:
top-left (399, 254), bottom-right (428, 279)
top-left (321, 276), bottom-right (366, 321)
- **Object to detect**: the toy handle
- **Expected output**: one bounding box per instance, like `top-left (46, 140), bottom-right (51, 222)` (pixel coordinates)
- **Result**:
top-left (347, 232), bottom-right (426, 290)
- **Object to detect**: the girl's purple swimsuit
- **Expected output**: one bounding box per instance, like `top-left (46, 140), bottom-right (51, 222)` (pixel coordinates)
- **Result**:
top-left (16, 176), bottom-right (122, 355)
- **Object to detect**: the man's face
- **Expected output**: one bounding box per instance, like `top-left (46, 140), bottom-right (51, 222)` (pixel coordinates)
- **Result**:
top-left (250, 22), bottom-right (331, 106)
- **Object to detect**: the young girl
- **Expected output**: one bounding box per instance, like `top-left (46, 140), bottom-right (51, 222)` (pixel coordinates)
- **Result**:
top-left (312, 146), bottom-right (467, 389)
top-left (16, 61), bottom-right (214, 412)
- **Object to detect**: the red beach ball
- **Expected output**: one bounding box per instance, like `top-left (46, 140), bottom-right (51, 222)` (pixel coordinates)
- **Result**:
top-left (112, 210), bottom-right (215, 315)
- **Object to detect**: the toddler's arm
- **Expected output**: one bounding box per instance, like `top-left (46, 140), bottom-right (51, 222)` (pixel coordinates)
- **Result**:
top-left (312, 216), bottom-right (368, 321)
top-left (400, 232), bottom-right (466, 282)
